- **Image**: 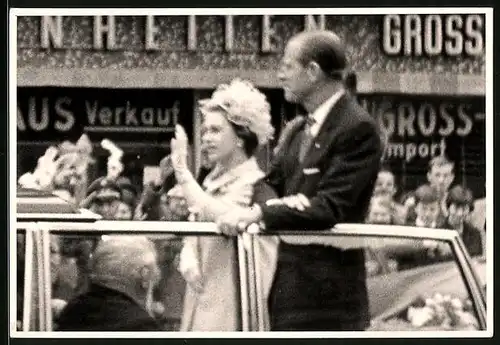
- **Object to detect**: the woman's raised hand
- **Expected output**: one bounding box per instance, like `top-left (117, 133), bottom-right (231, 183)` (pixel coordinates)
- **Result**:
top-left (170, 125), bottom-right (191, 183)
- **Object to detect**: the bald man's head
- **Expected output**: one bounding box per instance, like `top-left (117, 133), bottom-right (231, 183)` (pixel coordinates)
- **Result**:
top-left (90, 236), bottom-right (160, 311)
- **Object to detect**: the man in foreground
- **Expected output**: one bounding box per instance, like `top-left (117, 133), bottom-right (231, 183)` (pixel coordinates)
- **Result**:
top-left (57, 236), bottom-right (163, 331)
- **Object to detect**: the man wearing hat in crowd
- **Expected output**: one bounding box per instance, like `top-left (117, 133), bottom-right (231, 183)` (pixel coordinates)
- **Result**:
top-left (56, 236), bottom-right (163, 331)
top-left (217, 30), bottom-right (382, 331)
top-left (81, 138), bottom-right (138, 218)
top-left (82, 177), bottom-right (123, 219)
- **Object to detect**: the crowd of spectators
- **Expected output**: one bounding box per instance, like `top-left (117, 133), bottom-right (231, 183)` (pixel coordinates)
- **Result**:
top-left (16, 136), bottom-right (190, 330)
top-left (365, 155), bottom-right (486, 259)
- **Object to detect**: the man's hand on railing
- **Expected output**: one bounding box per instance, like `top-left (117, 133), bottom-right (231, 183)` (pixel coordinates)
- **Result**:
top-left (266, 193), bottom-right (311, 211)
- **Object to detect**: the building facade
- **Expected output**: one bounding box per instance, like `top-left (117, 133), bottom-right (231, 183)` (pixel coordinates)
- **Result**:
top-left (16, 14), bottom-right (486, 197)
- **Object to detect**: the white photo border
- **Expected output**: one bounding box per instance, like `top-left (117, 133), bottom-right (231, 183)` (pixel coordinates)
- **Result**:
top-left (8, 7), bottom-right (494, 339)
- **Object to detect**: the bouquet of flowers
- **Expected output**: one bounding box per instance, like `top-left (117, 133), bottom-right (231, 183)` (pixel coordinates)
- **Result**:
top-left (370, 292), bottom-right (479, 331)
top-left (405, 293), bottom-right (478, 330)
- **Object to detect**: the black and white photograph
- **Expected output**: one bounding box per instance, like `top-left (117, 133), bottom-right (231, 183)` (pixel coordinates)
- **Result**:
top-left (9, 8), bottom-right (492, 337)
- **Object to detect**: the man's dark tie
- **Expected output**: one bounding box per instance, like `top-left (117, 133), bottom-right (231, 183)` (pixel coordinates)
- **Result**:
top-left (299, 116), bottom-right (316, 163)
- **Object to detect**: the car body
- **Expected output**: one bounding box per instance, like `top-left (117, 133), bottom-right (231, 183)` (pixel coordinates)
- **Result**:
top-left (13, 189), bottom-right (487, 334)
top-left (16, 187), bottom-right (102, 222)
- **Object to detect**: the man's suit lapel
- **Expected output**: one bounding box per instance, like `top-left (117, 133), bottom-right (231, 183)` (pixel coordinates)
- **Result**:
top-left (286, 94), bottom-right (350, 194)
top-left (301, 93), bottom-right (350, 167)
top-left (273, 116), bottom-right (306, 157)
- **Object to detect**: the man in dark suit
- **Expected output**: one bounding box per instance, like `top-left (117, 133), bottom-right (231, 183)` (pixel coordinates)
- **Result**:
top-left (57, 236), bottom-right (163, 331)
top-left (217, 30), bottom-right (383, 331)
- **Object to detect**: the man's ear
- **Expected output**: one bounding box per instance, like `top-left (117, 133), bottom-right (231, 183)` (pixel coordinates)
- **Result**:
top-left (306, 61), bottom-right (322, 82)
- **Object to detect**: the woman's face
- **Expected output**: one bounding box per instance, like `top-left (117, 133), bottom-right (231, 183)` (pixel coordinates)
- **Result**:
top-left (93, 198), bottom-right (120, 220)
top-left (114, 201), bottom-right (133, 220)
top-left (53, 155), bottom-right (86, 191)
top-left (201, 110), bottom-right (241, 165)
top-left (367, 201), bottom-right (392, 225)
top-left (374, 171), bottom-right (396, 197)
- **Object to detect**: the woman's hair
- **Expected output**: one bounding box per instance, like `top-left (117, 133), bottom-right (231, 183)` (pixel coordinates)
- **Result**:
top-left (199, 79), bottom-right (275, 155)
top-left (230, 123), bottom-right (259, 157)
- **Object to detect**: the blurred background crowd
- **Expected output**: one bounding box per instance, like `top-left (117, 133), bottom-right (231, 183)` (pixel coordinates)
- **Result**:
top-left (17, 121), bottom-right (487, 240)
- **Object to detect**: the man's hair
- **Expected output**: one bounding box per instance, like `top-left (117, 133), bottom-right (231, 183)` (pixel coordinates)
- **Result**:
top-left (414, 184), bottom-right (440, 204)
top-left (378, 165), bottom-right (394, 176)
top-left (428, 155), bottom-right (455, 172)
top-left (293, 30), bottom-right (347, 80)
top-left (230, 123), bottom-right (259, 157)
top-left (90, 236), bottom-right (158, 289)
top-left (446, 185), bottom-right (475, 211)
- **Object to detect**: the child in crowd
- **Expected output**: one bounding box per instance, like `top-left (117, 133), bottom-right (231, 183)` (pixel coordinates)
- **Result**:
top-left (404, 155), bottom-right (455, 225)
top-left (372, 167), bottom-right (407, 225)
top-left (408, 184), bottom-right (444, 229)
top-left (366, 195), bottom-right (394, 225)
top-left (443, 185), bottom-right (484, 257)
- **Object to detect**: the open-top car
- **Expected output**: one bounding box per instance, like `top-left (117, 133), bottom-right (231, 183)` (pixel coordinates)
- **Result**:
top-left (12, 189), bottom-right (487, 334)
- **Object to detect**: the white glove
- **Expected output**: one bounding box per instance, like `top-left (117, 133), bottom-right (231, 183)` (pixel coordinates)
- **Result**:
top-left (170, 125), bottom-right (191, 183)
top-left (51, 298), bottom-right (68, 319)
top-left (101, 139), bottom-right (123, 159)
top-left (178, 239), bottom-right (204, 293)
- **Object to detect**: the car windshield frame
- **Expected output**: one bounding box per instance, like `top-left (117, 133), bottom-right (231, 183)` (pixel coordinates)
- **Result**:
top-left (12, 219), bottom-right (487, 334)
